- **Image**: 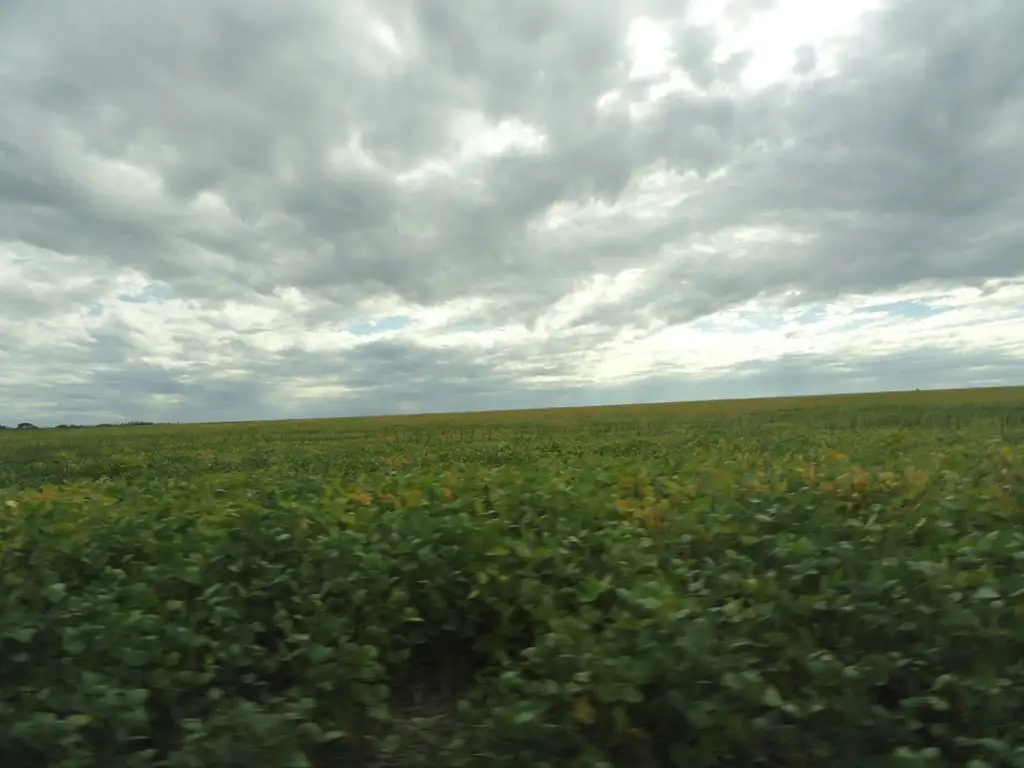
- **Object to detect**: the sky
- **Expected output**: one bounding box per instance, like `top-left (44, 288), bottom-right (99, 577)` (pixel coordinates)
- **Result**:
top-left (2, 0), bottom-right (1024, 426)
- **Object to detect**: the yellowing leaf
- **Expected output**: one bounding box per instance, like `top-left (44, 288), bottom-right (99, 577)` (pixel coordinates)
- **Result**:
top-left (572, 696), bottom-right (597, 725)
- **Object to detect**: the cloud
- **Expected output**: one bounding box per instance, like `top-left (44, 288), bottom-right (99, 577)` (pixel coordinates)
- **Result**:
top-left (1, 0), bottom-right (1023, 425)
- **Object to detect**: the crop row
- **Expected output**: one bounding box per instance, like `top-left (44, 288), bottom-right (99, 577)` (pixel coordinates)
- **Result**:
top-left (2, 420), bottom-right (1023, 766)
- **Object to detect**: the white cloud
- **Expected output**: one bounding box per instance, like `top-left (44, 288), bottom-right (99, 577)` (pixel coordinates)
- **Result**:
top-left (1, 0), bottom-right (1022, 424)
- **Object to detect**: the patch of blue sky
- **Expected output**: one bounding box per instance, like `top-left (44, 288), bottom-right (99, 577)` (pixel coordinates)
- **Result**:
top-left (736, 309), bottom-right (781, 329)
top-left (345, 314), bottom-right (413, 336)
top-left (689, 314), bottom-right (761, 333)
top-left (85, 302), bottom-right (104, 317)
top-left (691, 308), bottom-right (798, 333)
top-left (791, 303), bottom-right (829, 324)
top-left (689, 300), bottom-right (833, 333)
top-left (117, 282), bottom-right (175, 304)
top-left (689, 316), bottom-right (726, 332)
top-left (854, 299), bottom-right (948, 318)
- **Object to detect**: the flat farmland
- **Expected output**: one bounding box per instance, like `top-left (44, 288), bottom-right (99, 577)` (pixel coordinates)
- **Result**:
top-left (2, 387), bottom-right (1024, 766)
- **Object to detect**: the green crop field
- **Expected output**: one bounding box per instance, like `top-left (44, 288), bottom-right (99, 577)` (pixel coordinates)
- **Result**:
top-left (2, 387), bottom-right (1024, 766)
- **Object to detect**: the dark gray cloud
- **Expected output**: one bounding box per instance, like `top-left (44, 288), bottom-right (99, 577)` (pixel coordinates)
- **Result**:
top-left (2, 0), bottom-right (1023, 425)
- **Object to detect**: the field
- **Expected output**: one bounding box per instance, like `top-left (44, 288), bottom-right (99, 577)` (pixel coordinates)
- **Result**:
top-left (2, 387), bottom-right (1024, 767)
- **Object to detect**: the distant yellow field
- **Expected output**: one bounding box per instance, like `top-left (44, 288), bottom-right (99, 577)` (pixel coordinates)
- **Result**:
top-left (213, 384), bottom-right (1024, 430)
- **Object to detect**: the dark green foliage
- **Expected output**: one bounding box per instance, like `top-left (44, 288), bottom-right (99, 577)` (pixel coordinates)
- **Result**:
top-left (2, 400), bottom-right (1023, 766)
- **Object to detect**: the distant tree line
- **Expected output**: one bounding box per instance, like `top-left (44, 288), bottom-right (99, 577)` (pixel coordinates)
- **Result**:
top-left (0, 421), bottom-right (158, 430)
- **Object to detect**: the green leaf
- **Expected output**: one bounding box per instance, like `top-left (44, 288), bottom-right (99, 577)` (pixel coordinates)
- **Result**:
top-left (44, 582), bottom-right (67, 602)
top-left (125, 688), bottom-right (150, 706)
top-left (8, 627), bottom-right (36, 644)
top-left (762, 685), bottom-right (784, 708)
top-left (281, 750), bottom-right (312, 768)
top-left (722, 672), bottom-right (742, 691)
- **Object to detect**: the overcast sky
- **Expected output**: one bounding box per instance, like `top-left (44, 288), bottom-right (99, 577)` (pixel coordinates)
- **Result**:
top-left (2, 0), bottom-right (1023, 425)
